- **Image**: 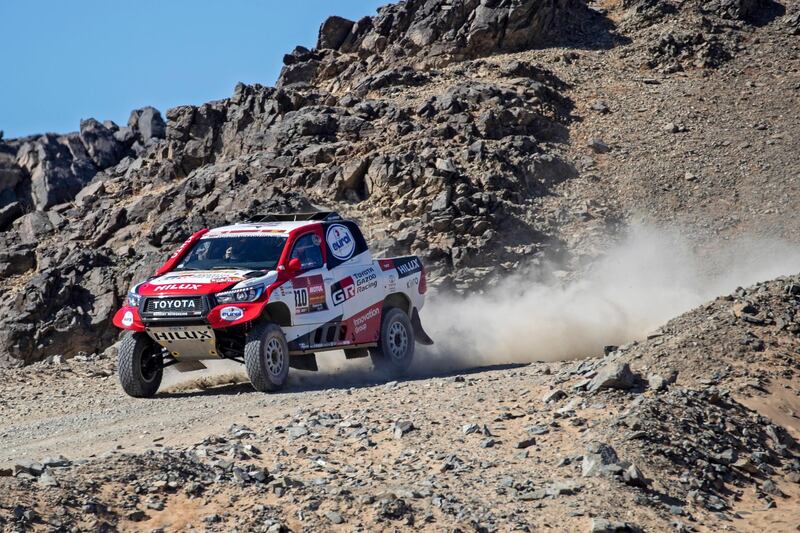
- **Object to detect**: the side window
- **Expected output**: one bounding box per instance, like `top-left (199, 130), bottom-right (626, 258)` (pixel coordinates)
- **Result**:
top-left (290, 233), bottom-right (324, 270)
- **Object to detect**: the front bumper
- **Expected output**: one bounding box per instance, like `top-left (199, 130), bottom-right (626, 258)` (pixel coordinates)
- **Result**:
top-left (112, 296), bottom-right (268, 331)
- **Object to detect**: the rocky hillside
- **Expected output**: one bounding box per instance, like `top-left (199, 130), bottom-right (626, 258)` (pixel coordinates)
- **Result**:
top-left (0, 0), bottom-right (798, 368)
top-left (0, 274), bottom-right (798, 531)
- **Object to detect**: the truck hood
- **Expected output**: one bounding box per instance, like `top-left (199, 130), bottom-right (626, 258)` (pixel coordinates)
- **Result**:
top-left (137, 269), bottom-right (277, 297)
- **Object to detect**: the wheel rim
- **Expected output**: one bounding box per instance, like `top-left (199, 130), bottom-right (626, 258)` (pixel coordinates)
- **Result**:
top-left (387, 320), bottom-right (409, 361)
top-left (140, 347), bottom-right (161, 383)
top-left (265, 337), bottom-right (285, 376)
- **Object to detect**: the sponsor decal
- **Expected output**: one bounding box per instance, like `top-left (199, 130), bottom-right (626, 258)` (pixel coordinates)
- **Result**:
top-left (146, 298), bottom-right (203, 317)
top-left (332, 276), bottom-right (355, 305)
top-left (352, 306), bottom-right (381, 335)
top-left (326, 224), bottom-right (355, 261)
top-left (121, 311), bottom-right (134, 327)
top-left (202, 229), bottom-right (286, 238)
top-left (220, 306), bottom-right (244, 321)
top-left (154, 283), bottom-right (202, 292)
top-left (151, 299), bottom-right (197, 310)
top-left (332, 267), bottom-right (378, 306)
top-left (395, 257), bottom-right (422, 279)
top-left (293, 275), bottom-right (328, 314)
top-left (378, 259), bottom-right (395, 271)
top-left (151, 329), bottom-right (213, 342)
top-left (152, 272), bottom-right (245, 287)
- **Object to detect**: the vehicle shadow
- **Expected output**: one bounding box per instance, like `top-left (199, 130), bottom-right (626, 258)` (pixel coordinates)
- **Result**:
top-left (156, 361), bottom-right (530, 398)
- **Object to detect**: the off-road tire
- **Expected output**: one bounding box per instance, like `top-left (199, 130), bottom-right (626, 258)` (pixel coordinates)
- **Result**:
top-left (244, 322), bottom-right (290, 392)
top-left (118, 332), bottom-right (163, 398)
top-left (370, 307), bottom-right (415, 373)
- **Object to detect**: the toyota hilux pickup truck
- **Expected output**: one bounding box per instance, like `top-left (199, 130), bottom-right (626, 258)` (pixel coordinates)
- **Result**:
top-left (112, 212), bottom-right (433, 397)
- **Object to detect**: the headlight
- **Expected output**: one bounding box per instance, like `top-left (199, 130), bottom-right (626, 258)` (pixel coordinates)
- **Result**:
top-left (127, 291), bottom-right (142, 307)
top-left (216, 284), bottom-right (265, 304)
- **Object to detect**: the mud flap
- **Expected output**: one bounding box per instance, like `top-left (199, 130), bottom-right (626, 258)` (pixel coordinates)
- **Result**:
top-left (411, 308), bottom-right (434, 345)
top-left (290, 353), bottom-right (318, 371)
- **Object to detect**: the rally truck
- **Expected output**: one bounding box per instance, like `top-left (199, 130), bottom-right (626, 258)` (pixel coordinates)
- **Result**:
top-left (112, 212), bottom-right (433, 398)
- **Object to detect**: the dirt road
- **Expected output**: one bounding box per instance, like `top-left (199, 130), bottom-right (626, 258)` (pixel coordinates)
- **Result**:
top-left (0, 353), bottom-right (536, 466)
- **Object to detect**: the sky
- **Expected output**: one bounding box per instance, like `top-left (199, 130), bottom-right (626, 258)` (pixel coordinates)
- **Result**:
top-left (0, 1), bottom-right (386, 138)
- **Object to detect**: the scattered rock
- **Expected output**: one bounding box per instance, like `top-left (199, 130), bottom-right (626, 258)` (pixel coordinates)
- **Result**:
top-left (647, 374), bottom-right (668, 391)
top-left (590, 518), bottom-right (642, 533)
top-left (582, 443), bottom-right (620, 477)
top-left (587, 138), bottom-right (611, 153)
top-left (543, 389), bottom-right (567, 403)
top-left (393, 420), bottom-right (415, 439)
top-left (588, 363), bottom-right (637, 393)
top-left (13, 459), bottom-right (44, 477)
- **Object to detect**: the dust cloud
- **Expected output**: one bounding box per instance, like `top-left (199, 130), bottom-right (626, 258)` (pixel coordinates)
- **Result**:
top-left (161, 360), bottom-right (248, 392)
top-left (419, 225), bottom-right (800, 368)
top-left (160, 225), bottom-right (800, 391)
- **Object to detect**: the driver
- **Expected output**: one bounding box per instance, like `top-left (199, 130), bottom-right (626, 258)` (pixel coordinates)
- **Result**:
top-left (224, 238), bottom-right (257, 263)
top-left (293, 237), bottom-right (323, 269)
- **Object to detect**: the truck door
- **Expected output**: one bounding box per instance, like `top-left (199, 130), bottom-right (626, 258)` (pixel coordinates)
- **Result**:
top-left (286, 231), bottom-right (336, 327)
top-left (324, 222), bottom-right (382, 345)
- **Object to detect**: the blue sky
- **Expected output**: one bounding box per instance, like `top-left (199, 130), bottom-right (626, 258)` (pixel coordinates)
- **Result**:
top-left (0, 1), bottom-right (386, 138)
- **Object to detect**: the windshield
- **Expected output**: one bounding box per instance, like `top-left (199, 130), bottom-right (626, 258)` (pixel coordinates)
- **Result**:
top-left (174, 236), bottom-right (288, 272)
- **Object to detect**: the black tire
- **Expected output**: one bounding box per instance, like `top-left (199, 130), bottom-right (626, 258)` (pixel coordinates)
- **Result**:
top-left (370, 307), bottom-right (415, 374)
top-left (118, 332), bottom-right (163, 398)
top-left (244, 322), bottom-right (290, 392)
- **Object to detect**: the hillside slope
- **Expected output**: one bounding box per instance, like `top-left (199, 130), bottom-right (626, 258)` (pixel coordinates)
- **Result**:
top-left (0, 0), bottom-right (797, 366)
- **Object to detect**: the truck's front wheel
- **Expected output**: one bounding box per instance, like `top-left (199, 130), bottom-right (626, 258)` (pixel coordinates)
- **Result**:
top-left (118, 332), bottom-right (163, 398)
top-left (244, 322), bottom-right (290, 392)
top-left (370, 307), bottom-right (415, 374)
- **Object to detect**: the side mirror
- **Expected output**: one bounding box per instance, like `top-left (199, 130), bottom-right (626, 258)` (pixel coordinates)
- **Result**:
top-left (287, 257), bottom-right (302, 273)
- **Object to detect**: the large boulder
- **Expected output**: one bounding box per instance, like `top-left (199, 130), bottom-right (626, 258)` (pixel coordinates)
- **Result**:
top-left (588, 362), bottom-right (638, 393)
top-left (317, 16), bottom-right (354, 50)
top-left (80, 118), bottom-right (125, 168)
top-left (0, 244), bottom-right (36, 276)
top-left (16, 134), bottom-right (96, 210)
top-left (277, 61), bottom-right (320, 88)
top-left (13, 211), bottom-right (55, 243)
top-left (128, 106), bottom-right (166, 142)
top-left (0, 247), bottom-right (119, 364)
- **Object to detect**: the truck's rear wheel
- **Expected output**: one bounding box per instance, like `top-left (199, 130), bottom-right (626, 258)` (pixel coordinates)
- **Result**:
top-left (244, 322), bottom-right (289, 392)
top-left (118, 332), bottom-right (163, 398)
top-left (370, 307), bottom-right (415, 374)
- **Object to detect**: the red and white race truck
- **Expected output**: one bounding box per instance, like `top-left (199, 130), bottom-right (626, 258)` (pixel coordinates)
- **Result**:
top-left (112, 212), bottom-right (432, 397)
